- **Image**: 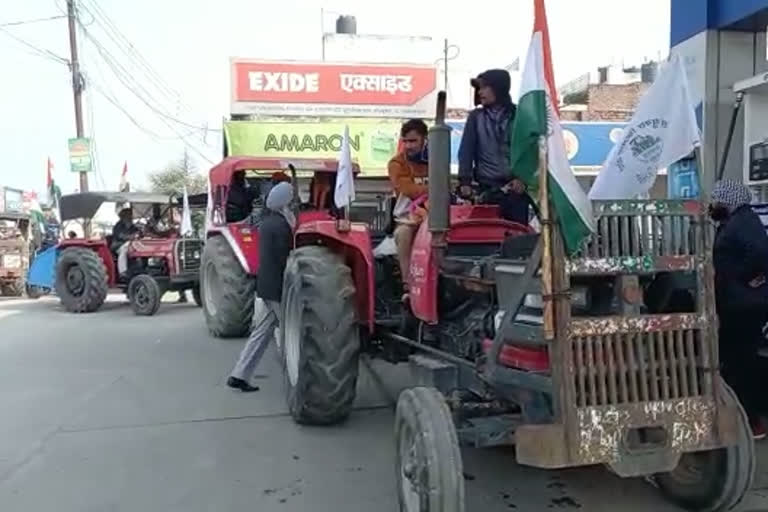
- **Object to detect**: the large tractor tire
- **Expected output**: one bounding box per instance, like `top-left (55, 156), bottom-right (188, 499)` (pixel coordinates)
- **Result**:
top-left (201, 235), bottom-right (256, 338)
top-left (654, 378), bottom-right (755, 511)
top-left (55, 247), bottom-right (108, 313)
top-left (281, 246), bottom-right (360, 425)
top-left (395, 387), bottom-right (465, 512)
top-left (128, 274), bottom-right (162, 316)
top-left (2, 279), bottom-right (24, 297)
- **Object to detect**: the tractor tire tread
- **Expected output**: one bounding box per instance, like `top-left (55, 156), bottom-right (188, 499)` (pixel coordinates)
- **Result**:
top-left (285, 246), bottom-right (360, 426)
top-left (201, 235), bottom-right (256, 338)
top-left (55, 247), bottom-right (108, 313)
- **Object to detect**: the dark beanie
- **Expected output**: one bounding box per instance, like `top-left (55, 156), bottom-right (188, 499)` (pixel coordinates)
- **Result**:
top-left (471, 69), bottom-right (512, 106)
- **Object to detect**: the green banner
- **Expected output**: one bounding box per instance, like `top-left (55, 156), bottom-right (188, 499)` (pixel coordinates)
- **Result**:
top-left (68, 137), bottom-right (93, 173)
top-left (224, 121), bottom-right (404, 176)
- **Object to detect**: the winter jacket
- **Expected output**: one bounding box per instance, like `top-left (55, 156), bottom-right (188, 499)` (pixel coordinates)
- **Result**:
top-left (256, 211), bottom-right (293, 303)
top-left (458, 106), bottom-right (517, 188)
top-left (387, 152), bottom-right (428, 200)
top-left (714, 204), bottom-right (768, 315)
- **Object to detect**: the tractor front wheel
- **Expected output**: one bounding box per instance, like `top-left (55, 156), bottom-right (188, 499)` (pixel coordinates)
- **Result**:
top-left (395, 387), bottom-right (465, 512)
top-left (281, 246), bottom-right (360, 425)
top-left (201, 236), bottom-right (255, 338)
top-left (55, 247), bottom-right (108, 313)
top-left (128, 274), bottom-right (162, 316)
top-left (192, 285), bottom-right (202, 307)
top-left (654, 378), bottom-right (755, 511)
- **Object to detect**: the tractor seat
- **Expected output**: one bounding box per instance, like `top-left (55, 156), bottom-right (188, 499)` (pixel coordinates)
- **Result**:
top-left (501, 232), bottom-right (540, 260)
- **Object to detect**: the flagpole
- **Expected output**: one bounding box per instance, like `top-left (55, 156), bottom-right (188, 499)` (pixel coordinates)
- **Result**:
top-left (538, 136), bottom-right (555, 341)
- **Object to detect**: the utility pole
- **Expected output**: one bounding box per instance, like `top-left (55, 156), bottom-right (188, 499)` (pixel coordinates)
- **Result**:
top-left (443, 38), bottom-right (449, 92)
top-left (67, 0), bottom-right (87, 194)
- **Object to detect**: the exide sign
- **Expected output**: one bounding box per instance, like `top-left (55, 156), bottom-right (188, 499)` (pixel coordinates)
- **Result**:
top-left (230, 59), bottom-right (438, 119)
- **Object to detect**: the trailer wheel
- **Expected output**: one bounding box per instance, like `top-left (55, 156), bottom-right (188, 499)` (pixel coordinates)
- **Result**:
top-left (395, 387), bottom-right (465, 512)
top-left (201, 235), bottom-right (255, 338)
top-left (55, 247), bottom-right (108, 313)
top-left (25, 284), bottom-right (46, 299)
top-left (281, 246), bottom-right (359, 425)
top-left (655, 378), bottom-right (755, 512)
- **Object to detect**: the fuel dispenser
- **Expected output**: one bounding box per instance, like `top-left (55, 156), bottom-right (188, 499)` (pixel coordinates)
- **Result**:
top-left (728, 72), bottom-right (768, 199)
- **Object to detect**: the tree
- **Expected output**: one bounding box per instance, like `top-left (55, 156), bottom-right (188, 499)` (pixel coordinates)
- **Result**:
top-left (148, 150), bottom-right (207, 235)
top-left (148, 150), bottom-right (207, 196)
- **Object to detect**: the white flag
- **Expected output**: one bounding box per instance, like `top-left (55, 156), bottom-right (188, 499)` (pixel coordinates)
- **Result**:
top-left (334, 125), bottom-right (356, 209)
top-left (181, 186), bottom-right (193, 236)
top-left (589, 54), bottom-right (700, 200)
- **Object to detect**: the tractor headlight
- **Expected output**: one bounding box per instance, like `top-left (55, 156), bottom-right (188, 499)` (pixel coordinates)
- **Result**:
top-left (148, 257), bottom-right (163, 266)
top-left (1, 254), bottom-right (21, 268)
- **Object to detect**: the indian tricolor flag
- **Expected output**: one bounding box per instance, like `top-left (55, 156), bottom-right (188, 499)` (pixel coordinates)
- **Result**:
top-left (510, 0), bottom-right (595, 254)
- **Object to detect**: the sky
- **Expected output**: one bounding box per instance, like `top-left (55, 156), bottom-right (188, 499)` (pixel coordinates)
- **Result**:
top-left (0, 0), bottom-right (671, 200)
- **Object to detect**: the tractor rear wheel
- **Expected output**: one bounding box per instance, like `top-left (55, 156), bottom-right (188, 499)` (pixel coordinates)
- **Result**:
top-left (55, 247), bottom-right (108, 313)
top-left (201, 236), bottom-right (256, 338)
top-left (3, 279), bottom-right (24, 297)
top-left (395, 387), bottom-right (465, 512)
top-left (281, 246), bottom-right (360, 425)
top-left (128, 274), bottom-right (162, 316)
top-left (654, 378), bottom-right (755, 511)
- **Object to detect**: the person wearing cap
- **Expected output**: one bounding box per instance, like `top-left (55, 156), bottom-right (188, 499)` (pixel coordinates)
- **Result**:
top-left (227, 182), bottom-right (295, 392)
top-left (111, 207), bottom-right (139, 275)
top-left (458, 69), bottom-right (529, 224)
top-left (710, 179), bottom-right (768, 439)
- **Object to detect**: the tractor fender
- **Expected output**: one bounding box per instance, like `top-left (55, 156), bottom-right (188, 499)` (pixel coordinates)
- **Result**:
top-left (206, 226), bottom-right (256, 275)
top-left (295, 220), bottom-right (375, 331)
top-left (57, 239), bottom-right (117, 286)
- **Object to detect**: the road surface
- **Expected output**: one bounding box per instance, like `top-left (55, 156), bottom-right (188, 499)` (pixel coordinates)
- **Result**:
top-left (0, 295), bottom-right (767, 511)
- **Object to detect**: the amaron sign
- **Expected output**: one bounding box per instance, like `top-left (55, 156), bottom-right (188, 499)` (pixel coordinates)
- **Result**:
top-left (230, 59), bottom-right (438, 118)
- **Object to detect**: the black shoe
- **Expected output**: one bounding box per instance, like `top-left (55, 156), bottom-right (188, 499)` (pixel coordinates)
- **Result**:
top-left (226, 376), bottom-right (259, 392)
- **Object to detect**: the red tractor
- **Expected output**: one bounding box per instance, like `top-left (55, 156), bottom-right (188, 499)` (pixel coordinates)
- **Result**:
top-left (54, 192), bottom-right (204, 316)
top-left (275, 93), bottom-right (753, 512)
top-left (200, 157), bottom-right (364, 337)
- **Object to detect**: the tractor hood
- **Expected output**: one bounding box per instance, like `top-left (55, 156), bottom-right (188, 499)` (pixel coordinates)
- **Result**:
top-left (60, 192), bottom-right (174, 221)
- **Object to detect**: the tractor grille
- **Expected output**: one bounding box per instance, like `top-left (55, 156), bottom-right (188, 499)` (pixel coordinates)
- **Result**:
top-left (176, 240), bottom-right (202, 274)
top-left (570, 327), bottom-right (713, 407)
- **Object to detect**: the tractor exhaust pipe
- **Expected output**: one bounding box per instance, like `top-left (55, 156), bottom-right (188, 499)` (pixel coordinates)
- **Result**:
top-left (428, 91), bottom-right (451, 256)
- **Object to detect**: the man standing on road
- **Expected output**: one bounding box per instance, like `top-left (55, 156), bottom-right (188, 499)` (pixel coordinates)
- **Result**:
top-left (227, 182), bottom-right (295, 392)
top-left (458, 69), bottom-right (529, 224)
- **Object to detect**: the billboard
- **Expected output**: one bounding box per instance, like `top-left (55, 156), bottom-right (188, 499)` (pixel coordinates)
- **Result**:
top-left (230, 59), bottom-right (438, 118)
top-left (225, 120), bottom-right (626, 177)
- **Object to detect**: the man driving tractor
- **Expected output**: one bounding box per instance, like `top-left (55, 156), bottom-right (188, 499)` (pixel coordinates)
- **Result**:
top-left (111, 207), bottom-right (139, 276)
top-left (458, 68), bottom-right (530, 224)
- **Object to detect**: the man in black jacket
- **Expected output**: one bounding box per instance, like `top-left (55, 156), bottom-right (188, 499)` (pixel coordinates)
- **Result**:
top-left (458, 69), bottom-right (529, 224)
top-left (227, 182), bottom-right (295, 392)
top-left (711, 179), bottom-right (768, 438)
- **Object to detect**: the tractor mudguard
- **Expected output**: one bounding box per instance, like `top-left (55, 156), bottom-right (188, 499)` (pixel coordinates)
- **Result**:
top-left (57, 239), bottom-right (117, 286)
top-left (295, 220), bottom-right (375, 331)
